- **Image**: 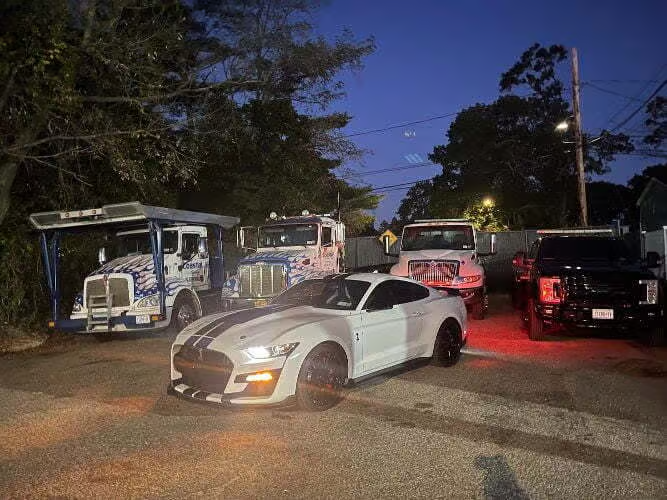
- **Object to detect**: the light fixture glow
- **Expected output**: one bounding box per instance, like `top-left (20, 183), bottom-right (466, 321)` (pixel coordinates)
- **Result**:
top-left (246, 372), bottom-right (273, 382)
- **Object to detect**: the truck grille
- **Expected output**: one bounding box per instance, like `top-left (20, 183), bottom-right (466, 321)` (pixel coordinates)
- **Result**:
top-left (173, 346), bottom-right (233, 394)
top-left (409, 260), bottom-right (459, 285)
top-left (562, 275), bottom-right (634, 304)
top-left (238, 263), bottom-right (286, 298)
top-left (85, 277), bottom-right (131, 307)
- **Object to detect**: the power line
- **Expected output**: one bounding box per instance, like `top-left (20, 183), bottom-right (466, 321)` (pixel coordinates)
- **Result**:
top-left (340, 161), bottom-right (438, 179)
top-left (370, 177), bottom-right (434, 193)
top-left (341, 112), bottom-right (459, 139)
top-left (610, 79), bottom-right (667, 133)
top-left (583, 82), bottom-right (643, 102)
top-left (603, 63), bottom-right (667, 129)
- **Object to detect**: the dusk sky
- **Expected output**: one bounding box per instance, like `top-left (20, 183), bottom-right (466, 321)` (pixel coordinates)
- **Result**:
top-left (315, 0), bottom-right (667, 224)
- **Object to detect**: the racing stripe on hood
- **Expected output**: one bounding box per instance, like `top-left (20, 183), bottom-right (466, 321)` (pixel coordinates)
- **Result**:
top-left (191, 304), bottom-right (295, 349)
top-left (183, 315), bottom-right (232, 347)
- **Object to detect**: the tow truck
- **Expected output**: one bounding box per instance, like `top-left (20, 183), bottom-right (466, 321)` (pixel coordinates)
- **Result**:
top-left (29, 202), bottom-right (239, 336)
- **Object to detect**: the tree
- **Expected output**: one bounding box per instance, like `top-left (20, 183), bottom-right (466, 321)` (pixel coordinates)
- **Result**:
top-left (586, 181), bottom-right (632, 226)
top-left (179, 0), bottom-right (377, 227)
top-left (425, 43), bottom-right (633, 228)
top-left (463, 198), bottom-right (508, 232)
top-left (643, 95), bottom-right (666, 147)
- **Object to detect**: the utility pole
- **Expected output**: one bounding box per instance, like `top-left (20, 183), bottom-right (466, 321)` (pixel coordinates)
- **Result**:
top-left (570, 47), bottom-right (588, 227)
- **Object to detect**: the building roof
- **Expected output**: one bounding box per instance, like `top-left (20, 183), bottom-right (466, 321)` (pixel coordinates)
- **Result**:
top-left (636, 177), bottom-right (667, 207)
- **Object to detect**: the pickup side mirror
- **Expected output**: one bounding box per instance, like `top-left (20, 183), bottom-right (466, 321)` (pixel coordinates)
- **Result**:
top-left (645, 251), bottom-right (662, 269)
top-left (513, 251), bottom-right (526, 268)
top-left (98, 247), bottom-right (107, 265)
top-left (382, 235), bottom-right (399, 257)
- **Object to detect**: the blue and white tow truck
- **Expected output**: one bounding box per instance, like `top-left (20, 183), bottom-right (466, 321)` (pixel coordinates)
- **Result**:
top-left (221, 211), bottom-right (346, 309)
top-left (29, 202), bottom-right (239, 336)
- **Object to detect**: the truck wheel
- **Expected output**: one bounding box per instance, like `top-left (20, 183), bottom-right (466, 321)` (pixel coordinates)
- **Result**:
top-left (170, 296), bottom-right (200, 333)
top-left (296, 344), bottom-right (347, 411)
top-left (432, 320), bottom-right (462, 367)
top-left (527, 299), bottom-right (545, 341)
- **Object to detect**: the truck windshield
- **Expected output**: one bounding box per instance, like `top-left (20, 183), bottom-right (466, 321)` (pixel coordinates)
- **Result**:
top-left (539, 237), bottom-right (634, 262)
top-left (402, 225), bottom-right (474, 251)
top-left (258, 224), bottom-right (318, 247)
top-left (117, 231), bottom-right (178, 256)
top-left (271, 278), bottom-right (370, 310)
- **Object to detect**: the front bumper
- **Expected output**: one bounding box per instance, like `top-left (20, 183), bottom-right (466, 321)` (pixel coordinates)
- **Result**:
top-left (432, 285), bottom-right (484, 305)
top-left (536, 302), bottom-right (662, 329)
top-left (169, 344), bottom-right (305, 406)
top-left (48, 314), bottom-right (170, 334)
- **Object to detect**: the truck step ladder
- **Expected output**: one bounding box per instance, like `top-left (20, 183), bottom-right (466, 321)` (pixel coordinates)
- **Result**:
top-left (87, 294), bottom-right (111, 330)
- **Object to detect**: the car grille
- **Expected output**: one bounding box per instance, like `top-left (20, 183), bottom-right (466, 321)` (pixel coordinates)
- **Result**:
top-left (173, 346), bottom-right (234, 394)
top-left (409, 260), bottom-right (459, 285)
top-left (85, 277), bottom-right (131, 307)
top-left (562, 275), bottom-right (634, 305)
top-left (238, 263), bottom-right (286, 298)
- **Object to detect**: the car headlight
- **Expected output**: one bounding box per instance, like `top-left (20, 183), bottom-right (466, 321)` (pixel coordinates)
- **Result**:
top-left (639, 279), bottom-right (658, 305)
top-left (136, 294), bottom-right (160, 308)
top-left (244, 343), bottom-right (299, 359)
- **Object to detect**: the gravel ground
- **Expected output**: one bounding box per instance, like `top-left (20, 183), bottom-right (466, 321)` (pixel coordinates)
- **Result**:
top-left (0, 295), bottom-right (665, 499)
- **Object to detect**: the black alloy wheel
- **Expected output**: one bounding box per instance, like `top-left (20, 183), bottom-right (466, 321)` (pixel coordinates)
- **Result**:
top-left (296, 344), bottom-right (346, 411)
top-left (432, 320), bottom-right (462, 367)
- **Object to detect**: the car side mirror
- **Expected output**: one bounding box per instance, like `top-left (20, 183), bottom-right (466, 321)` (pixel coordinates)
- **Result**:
top-left (98, 247), bottom-right (107, 265)
top-left (513, 251), bottom-right (526, 267)
top-left (645, 251), bottom-right (661, 269)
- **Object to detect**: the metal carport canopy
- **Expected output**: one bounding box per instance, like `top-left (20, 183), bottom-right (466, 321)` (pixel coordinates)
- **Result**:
top-left (29, 201), bottom-right (240, 231)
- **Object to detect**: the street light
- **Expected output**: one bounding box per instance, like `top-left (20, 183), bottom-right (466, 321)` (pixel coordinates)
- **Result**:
top-left (482, 197), bottom-right (495, 208)
top-left (555, 120), bottom-right (569, 132)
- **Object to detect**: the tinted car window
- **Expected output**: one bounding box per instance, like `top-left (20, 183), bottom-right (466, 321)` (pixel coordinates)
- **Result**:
top-left (539, 237), bottom-right (633, 262)
top-left (393, 281), bottom-right (429, 303)
top-left (364, 281), bottom-right (397, 310)
top-left (271, 278), bottom-right (370, 310)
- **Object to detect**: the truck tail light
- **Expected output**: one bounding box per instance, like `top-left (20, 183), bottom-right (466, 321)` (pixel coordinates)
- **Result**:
top-left (539, 277), bottom-right (562, 304)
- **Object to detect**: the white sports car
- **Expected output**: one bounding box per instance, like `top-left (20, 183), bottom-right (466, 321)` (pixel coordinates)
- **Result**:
top-left (168, 273), bottom-right (467, 410)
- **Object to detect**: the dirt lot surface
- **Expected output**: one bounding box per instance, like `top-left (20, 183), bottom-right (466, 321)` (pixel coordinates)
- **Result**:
top-left (1, 295), bottom-right (666, 499)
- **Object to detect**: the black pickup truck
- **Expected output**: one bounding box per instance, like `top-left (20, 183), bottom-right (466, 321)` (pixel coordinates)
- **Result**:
top-left (512, 235), bottom-right (664, 344)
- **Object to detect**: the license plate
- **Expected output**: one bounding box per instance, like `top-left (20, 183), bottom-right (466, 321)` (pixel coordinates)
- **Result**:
top-left (592, 309), bottom-right (614, 320)
top-left (135, 314), bottom-right (151, 324)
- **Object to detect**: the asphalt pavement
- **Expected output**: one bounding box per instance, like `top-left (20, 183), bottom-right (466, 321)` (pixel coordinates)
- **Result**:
top-left (0, 295), bottom-right (665, 499)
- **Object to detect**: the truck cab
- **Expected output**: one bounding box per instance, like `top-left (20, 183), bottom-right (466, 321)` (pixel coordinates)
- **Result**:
top-left (385, 219), bottom-right (495, 319)
top-left (222, 211), bottom-right (345, 309)
top-left (29, 202), bottom-right (239, 336)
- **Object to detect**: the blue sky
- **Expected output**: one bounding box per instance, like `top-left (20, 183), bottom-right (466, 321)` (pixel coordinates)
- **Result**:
top-left (314, 0), bottom-right (667, 223)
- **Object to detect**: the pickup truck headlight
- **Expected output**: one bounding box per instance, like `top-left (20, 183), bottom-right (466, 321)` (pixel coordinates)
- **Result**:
top-left (136, 294), bottom-right (160, 309)
top-left (639, 279), bottom-right (658, 305)
top-left (244, 343), bottom-right (299, 359)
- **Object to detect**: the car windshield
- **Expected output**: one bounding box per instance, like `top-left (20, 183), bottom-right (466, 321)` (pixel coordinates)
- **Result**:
top-left (271, 278), bottom-right (370, 310)
top-left (117, 231), bottom-right (178, 256)
top-left (402, 225), bottom-right (474, 251)
top-left (539, 237), bottom-right (635, 262)
top-left (258, 224), bottom-right (319, 247)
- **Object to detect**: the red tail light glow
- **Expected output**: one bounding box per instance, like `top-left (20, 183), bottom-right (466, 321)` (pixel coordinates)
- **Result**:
top-left (539, 277), bottom-right (562, 304)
